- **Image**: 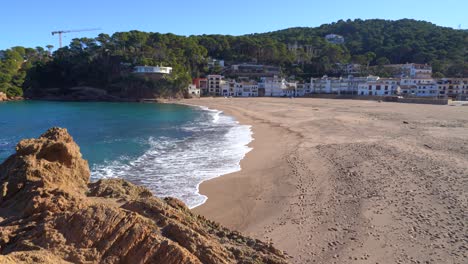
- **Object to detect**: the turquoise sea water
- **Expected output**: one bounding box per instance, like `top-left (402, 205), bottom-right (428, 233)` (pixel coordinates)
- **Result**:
top-left (0, 101), bottom-right (252, 207)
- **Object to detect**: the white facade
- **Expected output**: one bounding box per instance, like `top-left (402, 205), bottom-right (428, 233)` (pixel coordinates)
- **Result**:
top-left (221, 81), bottom-right (235, 97)
top-left (295, 83), bottom-right (311, 96)
top-left (358, 78), bottom-right (399, 96)
top-left (437, 78), bottom-right (468, 99)
top-left (416, 83), bottom-right (438, 97)
top-left (259, 76), bottom-right (297, 97)
top-left (310, 76), bottom-right (344, 94)
top-left (402, 63), bottom-right (432, 78)
top-left (311, 75), bottom-right (369, 94)
top-left (207, 75), bottom-right (223, 96)
top-left (187, 84), bottom-right (200, 97)
top-left (134, 65), bottom-right (173, 74)
top-left (260, 76), bottom-right (286, 97)
top-left (235, 81), bottom-right (259, 97)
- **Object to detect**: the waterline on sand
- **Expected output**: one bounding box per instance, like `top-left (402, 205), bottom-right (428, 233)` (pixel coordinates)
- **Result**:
top-left (91, 105), bottom-right (253, 208)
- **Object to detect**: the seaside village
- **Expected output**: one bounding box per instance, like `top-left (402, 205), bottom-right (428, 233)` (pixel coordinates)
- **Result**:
top-left (182, 62), bottom-right (467, 100)
top-left (131, 34), bottom-right (467, 102)
top-left (138, 61), bottom-right (467, 101)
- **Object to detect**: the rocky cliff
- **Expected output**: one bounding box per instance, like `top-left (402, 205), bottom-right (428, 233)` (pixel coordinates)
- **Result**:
top-left (0, 128), bottom-right (288, 264)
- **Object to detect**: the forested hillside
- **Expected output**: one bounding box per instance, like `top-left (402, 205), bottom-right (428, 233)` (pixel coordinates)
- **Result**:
top-left (259, 19), bottom-right (468, 77)
top-left (0, 19), bottom-right (466, 99)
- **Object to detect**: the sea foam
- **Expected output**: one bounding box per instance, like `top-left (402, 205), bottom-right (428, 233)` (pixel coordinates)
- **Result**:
top-left (91, 105), bottom-right (253, 208)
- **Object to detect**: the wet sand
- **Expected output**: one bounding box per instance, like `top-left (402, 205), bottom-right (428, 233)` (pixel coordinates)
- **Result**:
top-left (189, 97), bottom-right (468, 264)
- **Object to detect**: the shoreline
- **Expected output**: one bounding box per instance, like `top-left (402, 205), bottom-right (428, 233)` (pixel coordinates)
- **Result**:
top-left (185, 98), bottom-right (302, 240)
top-left (183, 103), bottom-right (254, 209)
top-left (183, 97), bottom-right (468, 264)
top-left (189, 104), bottom-right (254, 210)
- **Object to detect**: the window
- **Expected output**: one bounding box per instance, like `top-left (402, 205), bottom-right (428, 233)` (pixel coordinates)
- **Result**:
top-left (385, 86), bottom-right (388, 90)
top-left (376, 85), bottom-right (381, 90)
top-left (368, 85), bottom-right (372, 90)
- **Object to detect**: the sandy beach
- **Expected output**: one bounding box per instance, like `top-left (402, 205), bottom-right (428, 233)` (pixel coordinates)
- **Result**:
top-left (188, 97), bottom-right (468, 264)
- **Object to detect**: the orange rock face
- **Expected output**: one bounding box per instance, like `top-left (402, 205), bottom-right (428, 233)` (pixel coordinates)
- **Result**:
top-left (0, 128), bottom-right (288, 264)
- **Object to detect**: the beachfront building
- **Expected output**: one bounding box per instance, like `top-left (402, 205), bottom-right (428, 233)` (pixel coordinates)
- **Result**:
top-left (192, 78), bottom-right (208, 96)
top-left (399, 85), bottom-right (417, 96)
top-left (235, 81), bottom-right (259, 97)
top-left (296, 83), bottom-right (312, 96)
top-left (358, 77), bottom-right (399, 96)
top-left (187, 84), bottom-right (200, 97)
top-left (437, 78), bottom-right (468, 100)
top-left (207, 75), bottom-right (224, 96)
top-left (310, 75), bottom-right (371, 95)
top-left (259, 76), bottom-right (297, 97)
top-left (281, 82), bottom-right (299, 97)
top-left (310, 76), bottom-right (354, 94)
top-left (347, 76), bottom-right (370, 94)
top-left (260, 76), bottom-right (283, 97)
top-left (221, 81), bottom-right (235, 97)
top-left (400, 78), bottom-right (437, 97)
top-left (134, 65), bottom-right (173, 74)
top-left (415, 83), bottom-right (439, 97)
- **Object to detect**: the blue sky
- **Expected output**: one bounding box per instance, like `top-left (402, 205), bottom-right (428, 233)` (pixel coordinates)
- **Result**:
top-left (1, 0), bottom-right (466, 50)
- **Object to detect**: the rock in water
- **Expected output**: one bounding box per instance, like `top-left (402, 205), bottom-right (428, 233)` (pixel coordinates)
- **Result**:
top-left (0, 127), bottom-right (288, 264)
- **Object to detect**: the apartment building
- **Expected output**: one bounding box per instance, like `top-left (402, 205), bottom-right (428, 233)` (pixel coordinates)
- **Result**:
top-left (235, 81), bottom-right (259, 97)
top-left (400, 78), bottom-right (437, 97)
top-left (207, 75), bottom-right (223, 96)
top-left (437, 78), bottom-right (468, 99)
top-left (358, 78), bottom-right (399, 96)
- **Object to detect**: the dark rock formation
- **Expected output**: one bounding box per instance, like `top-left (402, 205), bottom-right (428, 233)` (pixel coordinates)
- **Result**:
top-left (0, 128), bottom-right (288, 264)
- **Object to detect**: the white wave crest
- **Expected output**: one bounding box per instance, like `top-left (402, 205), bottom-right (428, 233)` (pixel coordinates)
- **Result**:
top-left (91, 106), bottom-right (253, 208)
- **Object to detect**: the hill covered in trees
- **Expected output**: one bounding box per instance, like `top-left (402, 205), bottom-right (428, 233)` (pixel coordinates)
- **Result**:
top-left (0, 19), bottom-right (467, 99)
top-left (258, 19), bottom-right (467, 77)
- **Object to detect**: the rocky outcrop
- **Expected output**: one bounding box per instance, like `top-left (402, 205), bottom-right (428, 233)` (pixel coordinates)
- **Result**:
top-left (0, 128), bottom-right (288, 264)
top-left (0, 92), bottom-right (7, 101)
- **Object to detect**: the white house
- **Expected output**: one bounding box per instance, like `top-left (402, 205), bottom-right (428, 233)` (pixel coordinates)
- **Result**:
top-left (235, 81), bottom-right (259, 97)
top-left (281, 82), bottom-right (298, 97)
top-left (347, 76), bottom-right (370, 95)
top-left (415, 83), bottom-right (438, 97)
top-left (187, 84), bottom-right (200, 97)
top-left (260, 76), bottom-right (284, 97)
top-left (221, 81), bottom-right (235, 97)
top-left (296, 83), bottom-right (311, 96)
top-left (358, 77), bottom-right (399, 96)
top-left (437, 78), bottom-right (468, 99)
top-left (310, 76), bottom-right (355, 94)
top-left (402, 63), bottom-right (432, 78)
top-left (134, 65), bottom-right (173, 74)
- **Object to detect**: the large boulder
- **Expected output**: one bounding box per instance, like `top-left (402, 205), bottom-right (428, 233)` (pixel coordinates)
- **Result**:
top-left (0, 128), bottom-right (289, 264)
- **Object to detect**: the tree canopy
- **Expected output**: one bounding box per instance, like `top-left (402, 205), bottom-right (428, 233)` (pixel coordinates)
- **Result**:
top-left (1, 19), bottom-right (467, 99)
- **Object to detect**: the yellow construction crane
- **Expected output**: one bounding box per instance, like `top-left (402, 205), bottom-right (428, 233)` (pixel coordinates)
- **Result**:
top-left (51, 28), bottom-right (101, 48)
